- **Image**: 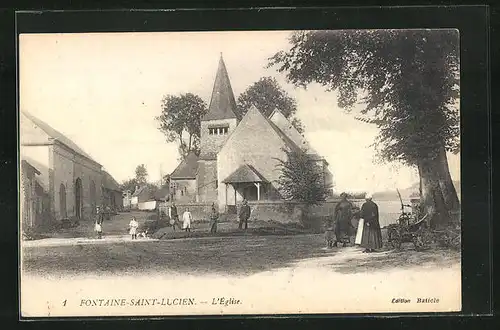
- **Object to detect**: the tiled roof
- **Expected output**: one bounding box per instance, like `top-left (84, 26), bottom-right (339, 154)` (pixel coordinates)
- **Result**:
top-left (21, 159), bottom-right (41, 175)
top-left (202, 55), bottom-right (240, 121)
top-left (102, 171), bottom-right (121, 192)
top-left (22, 111), bottom-right (101, 166)
top-left (171, 152), bottom-right (199, 179)
top-left (154, 184), bottom-right (170, 201)
top-left (20, 155), bottom-right (49, 191)
top-left (222, 164), bottom-right (268, 183)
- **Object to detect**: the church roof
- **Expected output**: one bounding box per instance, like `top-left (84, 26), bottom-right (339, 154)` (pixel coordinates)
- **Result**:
top-left (222, 164), bottom-right (268, 183)
top-left (21, 111), bottom-right (101, 166)
top-left (202, 55), bottom-right (240, 121)
top-left (171, 152), bottom-right (199, 179)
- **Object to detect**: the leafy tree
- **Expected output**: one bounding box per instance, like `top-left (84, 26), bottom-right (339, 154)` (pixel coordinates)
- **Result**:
top-left (120, 178), bottom-right (138, 193)
top-left (237, 77), bottom-right (305, 134)
top-left (269, 29), bottom-right (460, 228)
top-left (135, 164), bottom-right (148, 184)
top-left (157, 93), bottom-right (208, 159)
top-left (275, 147), bottom-right (331, 214)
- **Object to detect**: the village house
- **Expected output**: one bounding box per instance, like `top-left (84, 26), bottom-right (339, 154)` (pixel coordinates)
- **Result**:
top-left (101, 171), bottom-right (123, 213)
top-left (170, 55), bottom-right (333, 213)
top-left (169, 152), bottom-right (199, 203)
top-left (20, 111), bottom-right (122, 228)
top-left (20, 160), bottom-right (43, 229)
top-left (122, 190), bottom-right (132, 210)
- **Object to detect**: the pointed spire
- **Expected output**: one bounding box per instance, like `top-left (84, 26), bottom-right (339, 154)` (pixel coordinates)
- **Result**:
top-left (202, 55), bottom-right (239, 121)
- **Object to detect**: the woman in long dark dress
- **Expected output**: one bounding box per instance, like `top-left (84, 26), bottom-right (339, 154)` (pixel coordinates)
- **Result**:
top-left (334, 193), bottom-right (354, 247)
top-left (360, 193), bottom-right (383, 252)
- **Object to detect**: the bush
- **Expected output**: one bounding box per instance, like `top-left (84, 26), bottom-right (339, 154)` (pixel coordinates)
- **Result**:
top-left (22, 227), bottom-right (48, 241)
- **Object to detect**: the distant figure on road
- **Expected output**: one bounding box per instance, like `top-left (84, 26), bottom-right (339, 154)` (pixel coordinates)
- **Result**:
top-left (170, 202), bottom-right (179, 231)
top-left (324, 225), bottom-right (335, 248)
top-left (96, 206), bottom-right (104, 224)
top-left (209, 203), bottom-right (219, 234)
top-left (239, 199), bottom-right (251, 230)
top-left (129, 217), bottom-right (139, 240)
top-left (333, 192), bottom-right (354, 247)
top-left (182, 208), bottom-right (192, 232)
top-left (359, 193), bottom-right (383, 253)
top-left (94, 220), bottom-right (103, 239)
top-left (105, 206), bottom-right (112, 221)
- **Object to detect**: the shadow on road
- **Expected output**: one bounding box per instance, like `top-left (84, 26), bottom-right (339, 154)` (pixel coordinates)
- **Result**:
top-left (22, 235), bottom-right (334, 277)
top-left (328, 246), bottom-right (460, 274)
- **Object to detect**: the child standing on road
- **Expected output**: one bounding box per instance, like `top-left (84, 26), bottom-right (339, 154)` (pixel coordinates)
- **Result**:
top-left (325, 224), bottom-right (335, 248)
top-left (182, 208), bottom-right (192, 232)
top-left (129, 217), bottom-right (139, 240)
top-left (95, 220), bottom-right (103, 239)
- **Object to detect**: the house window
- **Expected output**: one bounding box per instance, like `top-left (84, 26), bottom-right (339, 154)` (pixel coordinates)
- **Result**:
top-left (181, 190), bottom-right (184, 196)
top-left (209, 126), bottom-right (228, 135)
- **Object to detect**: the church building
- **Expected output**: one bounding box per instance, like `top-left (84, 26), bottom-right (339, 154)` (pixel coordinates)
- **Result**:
top-left (170, 55), bottom-right (333, 212)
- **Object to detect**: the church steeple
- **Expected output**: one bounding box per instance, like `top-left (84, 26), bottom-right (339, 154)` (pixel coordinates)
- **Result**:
top-left (203, 54), bottom-right (239, 121)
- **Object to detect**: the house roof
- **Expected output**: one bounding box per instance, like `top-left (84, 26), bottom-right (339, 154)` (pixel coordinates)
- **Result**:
top-left (170, 152), bottom-right (199, 179)
top-left (202, 55), bottom-right (240, 121)
top-left (153, 184), bottom-right (170, 201)
top-left (20, 155), bottom-right (49, 191)
top-left (21, 111), bottom-right (101, 166)
top-left (132, 185), bottom-right (148, 197)
top-left (21, 159), bottom-right (41, 175)
top-left (222, 164), bottom-right (268, 184)
top-left (102, 171), bottom-right (121, 192)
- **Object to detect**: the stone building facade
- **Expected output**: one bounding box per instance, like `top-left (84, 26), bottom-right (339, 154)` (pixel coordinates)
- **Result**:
top-left (20, 111), bottom-right (120, 227)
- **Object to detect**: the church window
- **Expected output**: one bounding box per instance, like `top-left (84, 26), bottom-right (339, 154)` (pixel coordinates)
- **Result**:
top-left (208, 126), bottom-right (229, 135)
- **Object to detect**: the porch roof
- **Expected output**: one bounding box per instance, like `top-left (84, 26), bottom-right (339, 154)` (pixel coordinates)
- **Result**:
top-left (222, 164), bottom-right (268, 184)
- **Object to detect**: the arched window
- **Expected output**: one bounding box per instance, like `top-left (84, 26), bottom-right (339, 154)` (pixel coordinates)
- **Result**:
top-left (59, 183), bottom-right (67, 219)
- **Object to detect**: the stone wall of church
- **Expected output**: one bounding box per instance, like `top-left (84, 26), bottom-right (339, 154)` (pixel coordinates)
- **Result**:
top-left (200, 118), bottom-right (237, 157)
top-left (196, 160), bottom-right (218, 203)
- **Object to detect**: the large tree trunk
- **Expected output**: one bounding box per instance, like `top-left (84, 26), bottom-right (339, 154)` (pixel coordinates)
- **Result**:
top-left (435, 146), bottom-right (460, 213)
top-left (418, 158), bottom-right (450, 229)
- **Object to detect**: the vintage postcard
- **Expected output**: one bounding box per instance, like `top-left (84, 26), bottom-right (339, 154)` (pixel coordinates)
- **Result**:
top-left (19, 30), bottom-right (461, 317)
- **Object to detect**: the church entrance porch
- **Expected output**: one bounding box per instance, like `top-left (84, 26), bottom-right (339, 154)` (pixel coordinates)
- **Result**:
top-left (221, 164), bottom-right (270, 214)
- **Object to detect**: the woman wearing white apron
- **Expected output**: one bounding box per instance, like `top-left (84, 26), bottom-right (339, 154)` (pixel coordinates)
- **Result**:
top-left (182, 208), bottom-right (192, 232)
top-left (355, 218), bottom-right (364, 245)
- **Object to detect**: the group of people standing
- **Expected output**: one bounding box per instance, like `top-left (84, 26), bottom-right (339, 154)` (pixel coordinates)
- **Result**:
top-left (168, 202), bottom-right (193, 232)
top-left (169, 199), bottom-right (252, 234)
top-left (330, 192), bottom-right (383, 253)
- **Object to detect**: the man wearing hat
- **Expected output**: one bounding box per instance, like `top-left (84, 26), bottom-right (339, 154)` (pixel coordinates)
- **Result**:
top-left (359, 192), bottom-right (383, 252)
top-left (238, 199), bottom-right (251, 230)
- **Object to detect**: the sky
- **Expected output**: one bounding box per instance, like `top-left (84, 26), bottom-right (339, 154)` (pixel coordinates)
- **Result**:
top-left (19, 31), bottom-right (460, 193)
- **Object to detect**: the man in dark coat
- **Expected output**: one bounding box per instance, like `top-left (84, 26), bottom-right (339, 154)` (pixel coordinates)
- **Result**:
top-left (209, 203), bottom-right (219, 234)
top-left (238, 199), bottom-right (251, 230)
top-left (360, 193), bottom-right (383, 252)
top-left (170, 202), bottom-right (179, 231)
